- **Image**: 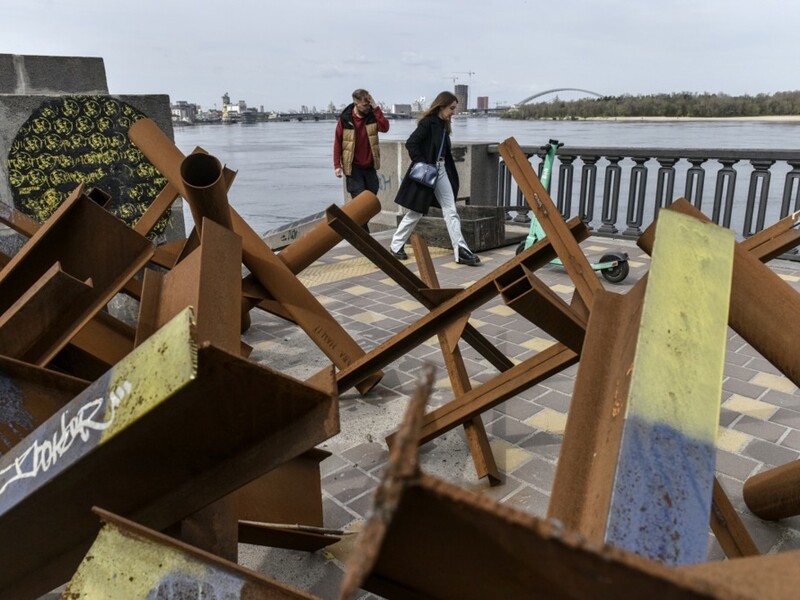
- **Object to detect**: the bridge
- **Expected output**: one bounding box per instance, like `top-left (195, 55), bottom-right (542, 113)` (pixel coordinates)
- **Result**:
top-left (516, 88), bottom-right (603, 106)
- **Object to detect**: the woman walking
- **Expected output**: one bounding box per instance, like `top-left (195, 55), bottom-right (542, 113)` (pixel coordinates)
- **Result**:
top-left (389, 91), bottom-right (481, 266)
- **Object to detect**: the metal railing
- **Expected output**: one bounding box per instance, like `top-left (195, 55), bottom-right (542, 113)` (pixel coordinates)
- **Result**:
top-left (491, 145), bottom-right (800, 252)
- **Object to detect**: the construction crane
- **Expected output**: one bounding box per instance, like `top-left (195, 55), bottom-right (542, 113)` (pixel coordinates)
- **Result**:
top-left (455, 70), bottom-right (476, 81)
top-left (443, 75), bottom-right (459, 85)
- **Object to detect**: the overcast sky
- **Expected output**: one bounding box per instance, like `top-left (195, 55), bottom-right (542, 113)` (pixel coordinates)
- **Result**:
top-left (4, 0), bottom-right (799, 112)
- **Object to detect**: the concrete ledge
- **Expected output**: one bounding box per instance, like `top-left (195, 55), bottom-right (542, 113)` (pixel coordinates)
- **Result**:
top-left (398, 205), bottom-right (520, 252)
top-left (0, 54), bottom-right (108, 95)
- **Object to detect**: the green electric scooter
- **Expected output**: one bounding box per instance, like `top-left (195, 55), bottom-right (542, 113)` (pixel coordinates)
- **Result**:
top-left (514, 139), bottom-right (630, 284)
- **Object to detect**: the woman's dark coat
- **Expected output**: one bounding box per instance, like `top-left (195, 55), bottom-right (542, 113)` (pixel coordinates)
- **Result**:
top-left (394, 115), bottom-right (459, 215)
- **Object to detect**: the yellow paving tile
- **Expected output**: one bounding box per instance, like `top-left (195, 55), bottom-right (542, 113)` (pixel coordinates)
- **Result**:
top-left (392, 299), bottom-right (423, 311)
top-left (521, 337), bottom-right (556, 352)
top-left (252, 340), bottom-right (278, 351)
top-left (489, 439), bottom-right (533, 472)
top-left (778, 273), bottom-right (800, 283)
top-left (326, 520), bottom-right (364, 563)
top-left (716, 427), bottom-right (751, 453)
top-left (751, 372), bottom-right (797, 394)
top-left (468, 318), bottom-right (488, 328)
top-left (351, 311), bottom-right (384, 324)
top-left (343, 284), bottom-right (373, 296)
top-left (316, 295), bottom-right (335, 305)
top-left (487, 304), bottom-right (516, 317)
top-left (435, 376), bottom-right (481, 390)
top-left (722, 394), bottom-right (777, 420)
top-left (526, 408), bottom-right (568, 435)
top-left (551, 284), bottom-right (575, 294)
top-left (332, 253), bottom-right (359, 260)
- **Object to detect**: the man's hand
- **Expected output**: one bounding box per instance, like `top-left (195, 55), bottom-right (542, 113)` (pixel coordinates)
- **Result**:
top-left (335, 167), bottom-right (343, 178)
top-left (368, 95), bottom-right (377, 109)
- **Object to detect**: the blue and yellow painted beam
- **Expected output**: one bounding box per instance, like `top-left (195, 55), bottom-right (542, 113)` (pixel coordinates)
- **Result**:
top-left (65, 508), bottom-right (317, 599)
top-left (605, 210), bottom-right (734, 566)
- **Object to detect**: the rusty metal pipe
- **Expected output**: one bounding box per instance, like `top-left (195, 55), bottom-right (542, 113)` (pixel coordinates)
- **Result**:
top-left (743, 460), bottom-right (800, 520)
top-left (180, 153), bottom-right (233, 230)
top-left (277, 191), bottom-right (380, 273)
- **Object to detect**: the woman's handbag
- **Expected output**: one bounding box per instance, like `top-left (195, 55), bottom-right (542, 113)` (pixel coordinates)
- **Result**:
top-left (407, 129), bottom-right (447, 189)
top-left (408, 161), bottom-right (438, 188)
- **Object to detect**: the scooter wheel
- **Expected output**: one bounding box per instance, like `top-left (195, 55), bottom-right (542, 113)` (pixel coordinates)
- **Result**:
top-left (515, 241), bottom-right (526, 256)
top-left (600, 253), bottom-right (629, 283)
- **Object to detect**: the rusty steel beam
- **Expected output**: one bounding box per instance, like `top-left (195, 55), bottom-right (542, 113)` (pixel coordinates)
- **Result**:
top-left (0, 355), bottom-right (87, 454)
top-left (325, 204), bottom-right (515, 374)
top-left (324, 212), bottom-right (591, 394)
top-left (547, 284), bottom-right (645, 542)
top-left (135, 217), bottom-right (244, 560)
top-left (234, 448), bottom-right (343, 552)
top-left (64, 508), bottom-right (319, 599)
top-left (0, 262), bottom-right (94, 363)
top-left (498, 263), bottom-right (588, 353)
top-left (342, 369), bottom-right (762, 600)
top-left (0, 307), bottom-right (339, 599)
top-left (0, 189), bottom-right (153, 369)
top-left (638, 199), bottom-right (800, 390)
top-left (410, 233), bottom-right (501, 485)
top-left (711, 478), bottom-right (760, 558)
top-left (386, 342), bottom-right (579, 450)
top-left (498, 137), bottom-right (604, 312)
top-left (136, 217), bottom-right (242, 354)
top-left (129, 118), bottom-right (382, 395)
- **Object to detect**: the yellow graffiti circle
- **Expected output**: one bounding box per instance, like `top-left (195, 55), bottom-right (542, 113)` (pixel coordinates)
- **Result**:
top-left (5, 95), bottom-right (169, 232)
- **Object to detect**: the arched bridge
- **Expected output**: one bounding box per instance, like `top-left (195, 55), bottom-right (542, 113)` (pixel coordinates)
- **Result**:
top-left (517, 88), bottom-right (603, 105)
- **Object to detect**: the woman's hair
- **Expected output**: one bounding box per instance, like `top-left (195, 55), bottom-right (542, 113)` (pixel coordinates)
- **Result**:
top-left (419, 91), bottom-right (459, 132)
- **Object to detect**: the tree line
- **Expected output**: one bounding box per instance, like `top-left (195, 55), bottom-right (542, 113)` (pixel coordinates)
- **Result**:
top-left (504, 91), bottom-right (800, 119)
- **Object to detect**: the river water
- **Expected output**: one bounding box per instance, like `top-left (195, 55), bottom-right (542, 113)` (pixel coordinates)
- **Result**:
top-left (174, 117), bottom-right (800, 235)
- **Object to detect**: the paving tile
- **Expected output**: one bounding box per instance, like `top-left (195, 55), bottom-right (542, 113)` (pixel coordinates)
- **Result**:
top-left (495, 397), bottom-right (542, 421)
top-left (742, 438), bottom-right (799, 468)
top-left (503, 485), bottom-right (551, 518)
top-left (534, 389), bottom-right (571, 414)
top-left (751, 371), bottom-right (797, 394)
top-left (760, 388), bottom-right (800, 410)
top-left (732, 415), bottom-right (788, 443)
top-left (341, 442), bottom-right (389, 472)
top-left (722, 394), bottom-right (778, 420)
top-left (485, 414), bottom-right (537, 445)
top-left (322, 495), bottom-right (358, 531)
top-left (511, 454), bottom-right (557, 493)
top-left (322, 466), bottom-right (379, 504)
top-left (722, 377), bottom-right (768, 400)
top-left (717, 427), bottom-right (751, 454)
top-left (489, 439), bottom-right (534, 473)
top-left (519, 430), bottom-right (564, 461)
top-left (715, 449), bottom-right (759, 482)
top-left (770, 407), bottom-right (800, 429)
top-left (724, 363), bottom-right (760, 383)
top-left (525, 407), bottom-right (568, 435)
top-left (781, 429), bottom-right (800, 451)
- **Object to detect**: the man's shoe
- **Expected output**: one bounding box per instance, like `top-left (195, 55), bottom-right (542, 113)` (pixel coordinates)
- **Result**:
top-left (457, 247), bottom-right (481, 266)
top-left (390, 246), bottom-right (408, 260)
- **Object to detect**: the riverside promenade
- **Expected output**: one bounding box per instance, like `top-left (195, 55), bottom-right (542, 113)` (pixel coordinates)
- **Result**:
top-left (232, 230), bottom-right (800, 599)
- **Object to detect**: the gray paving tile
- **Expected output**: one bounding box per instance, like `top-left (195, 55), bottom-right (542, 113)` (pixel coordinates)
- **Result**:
top-left (322, 466), bottom-right (379, 504)
top-left (715, 449), bottom-right (759, 482)
top-left (323, 495), bottom-right (358, 531)
top-left (511, 453), bottom-right (557, 492)
top-left (722, 377), bottom-right (767, 399)
top-left (781, 429), bottom-right (800, 451)
top-left (503, 485), bottom-right (551, 517)
top-left (534, 389), bottom-right (571, 414)
top-left (485, 414), bottom-right (536, 445)
top-left (742, 439), bottom-right (799, 468)
top-left (495, 397), bottom-right (542, 421)
top-left (733, 415), bottom-right (789, 443)
top-left (341, 442), bottom-right (389, 472)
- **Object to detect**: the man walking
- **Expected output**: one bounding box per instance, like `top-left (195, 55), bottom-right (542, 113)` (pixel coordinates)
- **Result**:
top-left (333, 89), bottom-right (390, 230)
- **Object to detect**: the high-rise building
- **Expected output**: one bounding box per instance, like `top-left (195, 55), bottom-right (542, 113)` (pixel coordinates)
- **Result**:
top-left (454, 84), bottom-right (468, 112)
top-left (477, 96), bottom-right (489, 110)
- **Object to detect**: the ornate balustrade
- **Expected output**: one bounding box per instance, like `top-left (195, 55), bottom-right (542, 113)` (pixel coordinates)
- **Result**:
top-left (489, 146), bottom-right (800, 247)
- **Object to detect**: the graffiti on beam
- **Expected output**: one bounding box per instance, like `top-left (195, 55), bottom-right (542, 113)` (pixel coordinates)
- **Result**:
top-left (5, 96), bottom-right (169, 235)
top-left (0, 381), bottom-right (132, 498)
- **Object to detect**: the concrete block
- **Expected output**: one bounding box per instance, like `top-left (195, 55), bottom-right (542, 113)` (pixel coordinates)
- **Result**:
top-left (0, 54), bottom-right (108, 94)
top-left (404, 205), bottom-right (508, 252)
